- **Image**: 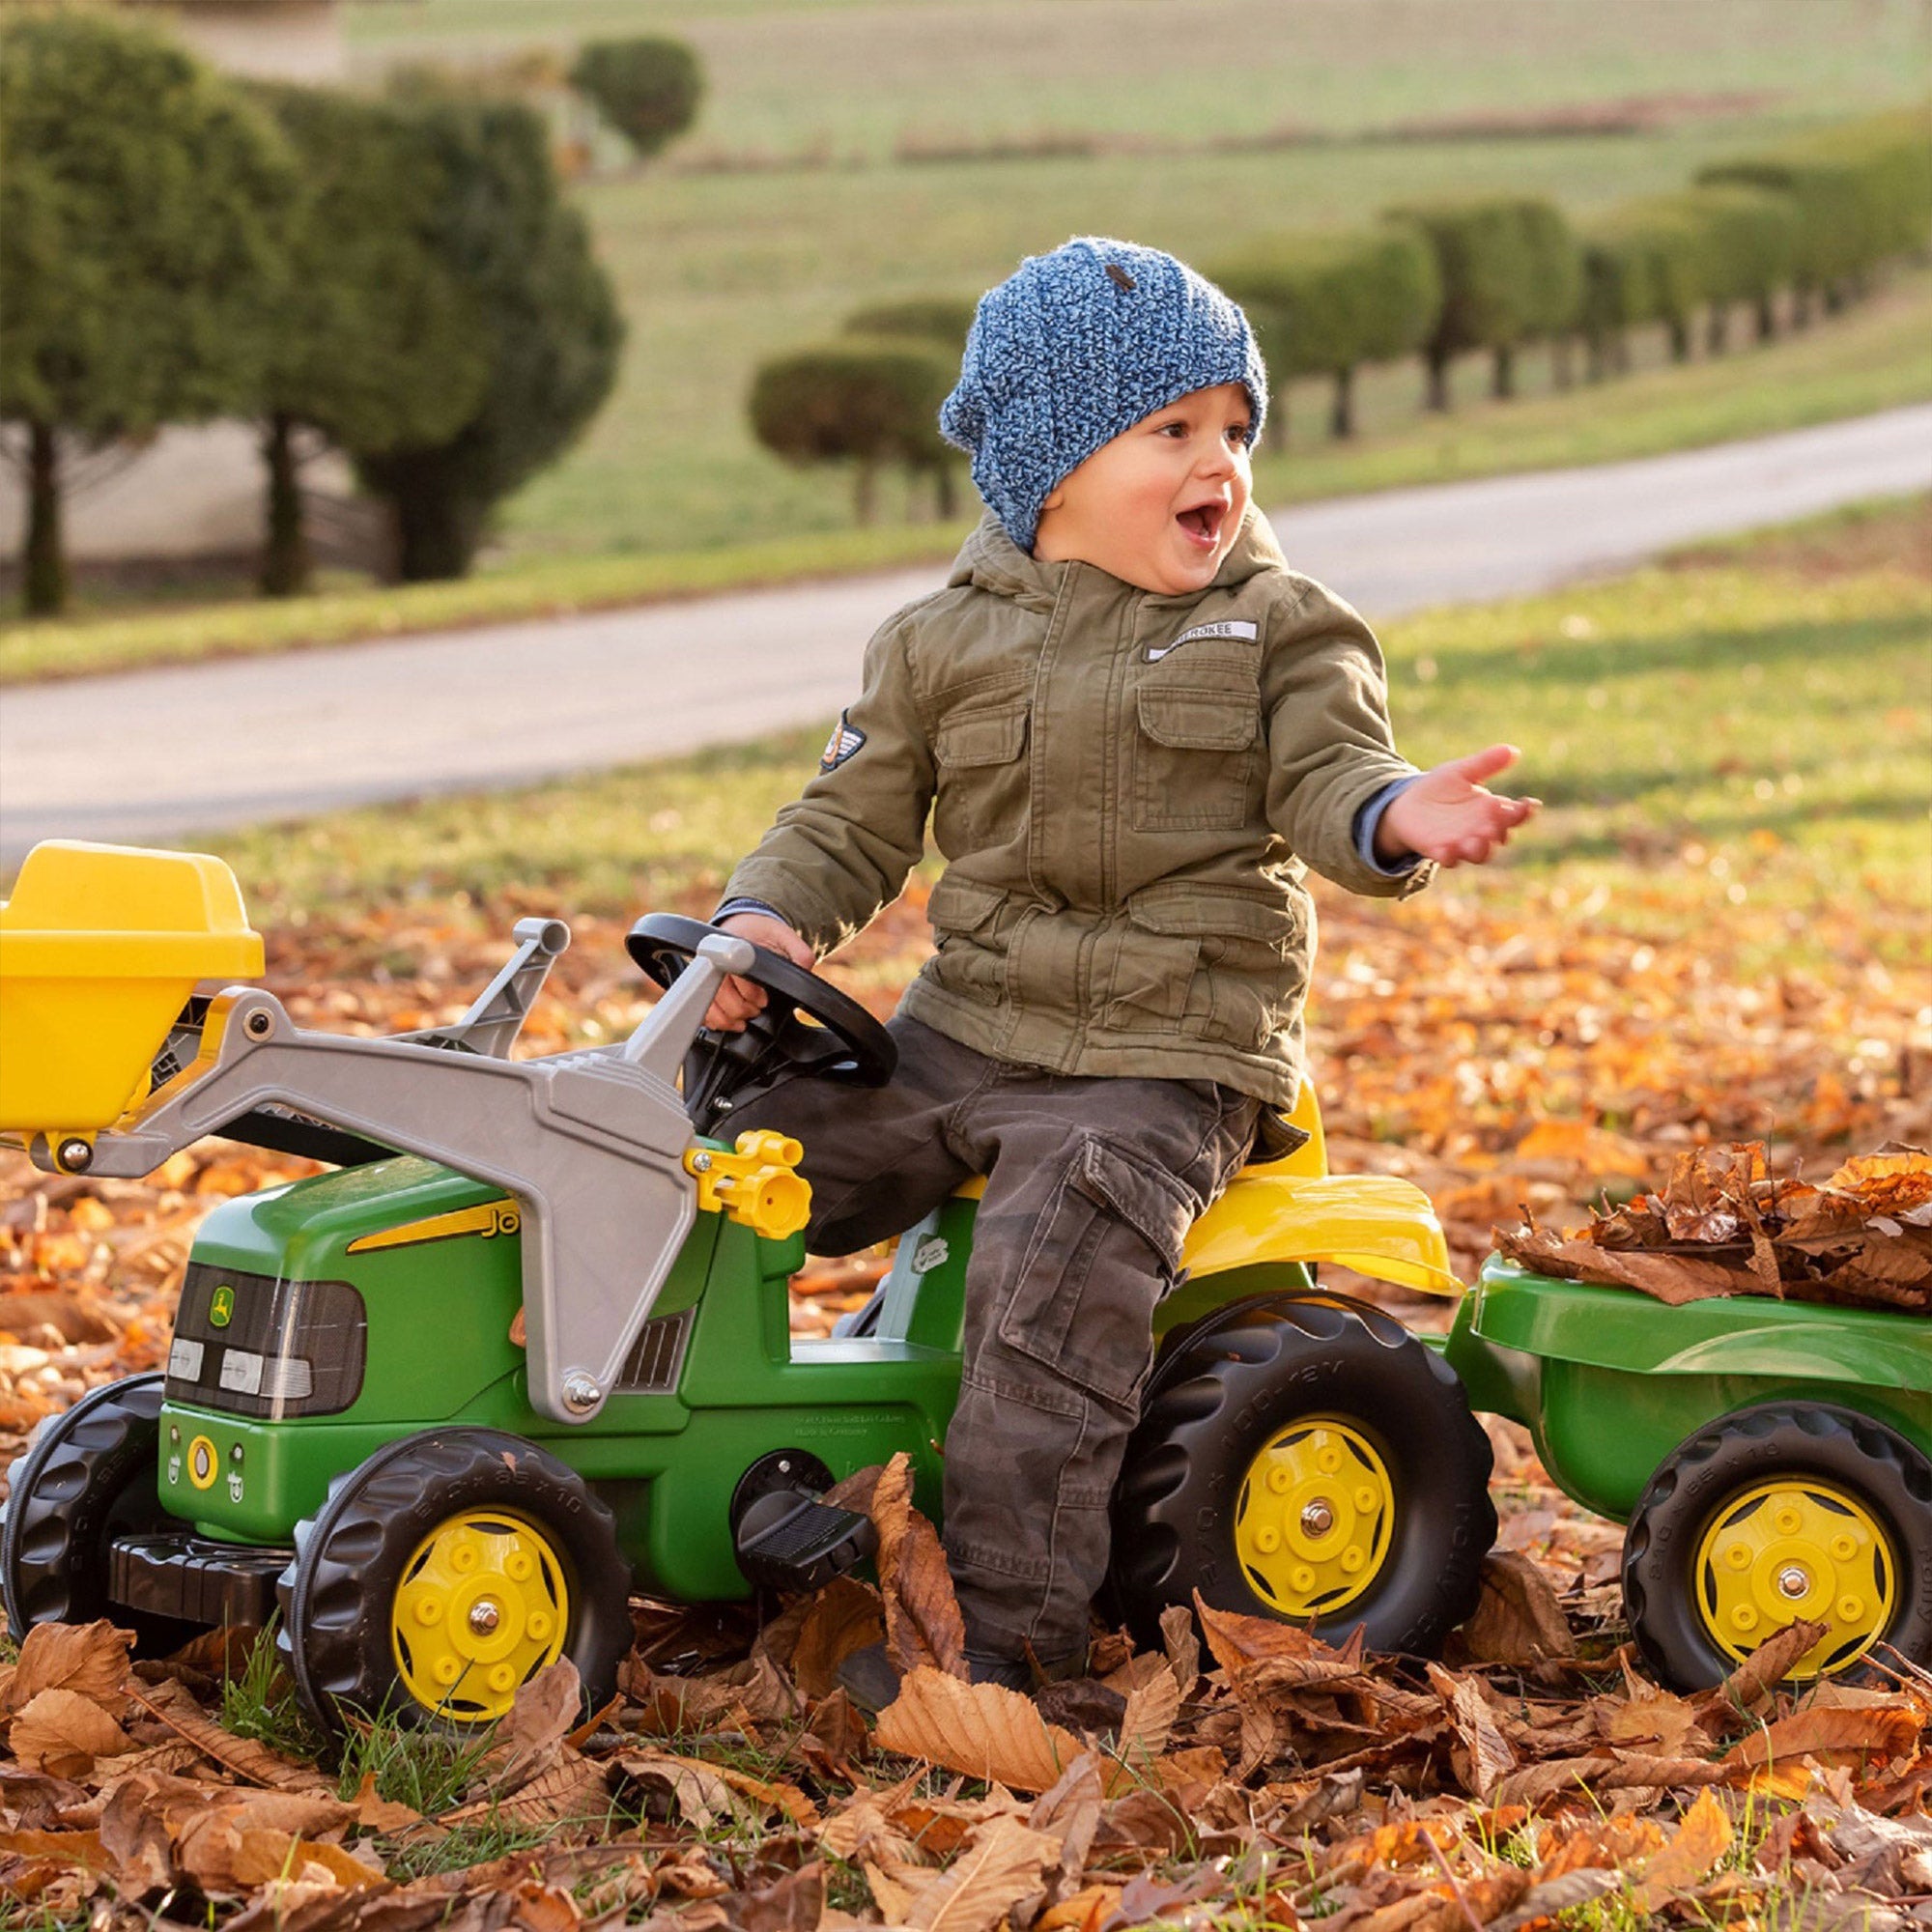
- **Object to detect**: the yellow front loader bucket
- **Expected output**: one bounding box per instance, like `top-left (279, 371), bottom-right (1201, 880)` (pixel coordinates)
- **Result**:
top-left (0, 841), bottom-right (262, 1141)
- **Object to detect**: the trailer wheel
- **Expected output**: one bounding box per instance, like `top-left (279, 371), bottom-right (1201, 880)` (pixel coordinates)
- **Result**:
top-left (1623, 1402), bottom-right (1932, 1689)
top-left (1109, 1296), bottom-right (1495, 1654)
top-left (277, 1430), bottom-right (633, 1732)
top-left (1, 1374), bottom-right (195, 1653)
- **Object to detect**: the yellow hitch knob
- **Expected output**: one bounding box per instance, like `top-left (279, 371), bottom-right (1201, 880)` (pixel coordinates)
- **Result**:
top-left (684, 1130), bottom-right (813, 1239)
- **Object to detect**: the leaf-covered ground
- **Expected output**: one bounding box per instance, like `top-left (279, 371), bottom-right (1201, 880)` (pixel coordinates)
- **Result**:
top-left (2, 513), bottom-right (1929, 1927)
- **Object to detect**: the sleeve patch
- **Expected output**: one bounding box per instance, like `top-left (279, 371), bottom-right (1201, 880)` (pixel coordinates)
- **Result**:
top-left (819, 709), bottom-right (867, 772)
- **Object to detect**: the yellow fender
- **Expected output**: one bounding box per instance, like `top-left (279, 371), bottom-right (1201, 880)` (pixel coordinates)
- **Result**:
top-left (1181, 1170), bottom-right (1462, 1298)
top-left (1179, 1088), bottom-right (1461, 1295)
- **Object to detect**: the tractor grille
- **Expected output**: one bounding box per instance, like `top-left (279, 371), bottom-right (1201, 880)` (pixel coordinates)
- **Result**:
top-left (616, 1307), bottom-right (693, 1394)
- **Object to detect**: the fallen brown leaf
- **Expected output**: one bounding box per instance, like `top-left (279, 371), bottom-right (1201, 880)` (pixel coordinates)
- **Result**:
top-left (1627, 1787), bottom-right (1735, 1912)
top-left (870, 1453), bottom-right (968, 1681)
top-left (873, 1667), bottom-right (1091, 1795)
top-left (0, 1621), bottom-right (134, 1722)
top-left (1455, 1550), bottom-right (1578, 1669)
top-left (8, 1688), bottom-right (135, 1779)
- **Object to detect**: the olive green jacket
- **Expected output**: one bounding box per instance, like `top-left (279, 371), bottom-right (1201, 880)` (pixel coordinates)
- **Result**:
top-left (724, 508), bottom-right (1432, 1107)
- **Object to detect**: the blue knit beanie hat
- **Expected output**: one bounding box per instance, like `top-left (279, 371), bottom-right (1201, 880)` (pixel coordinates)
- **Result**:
top-left (940, 237), bottom-right (1268, 554)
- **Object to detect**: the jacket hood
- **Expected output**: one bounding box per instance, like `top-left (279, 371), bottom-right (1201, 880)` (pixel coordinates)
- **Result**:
top-left (946, 504), bottom-right (1288, 607)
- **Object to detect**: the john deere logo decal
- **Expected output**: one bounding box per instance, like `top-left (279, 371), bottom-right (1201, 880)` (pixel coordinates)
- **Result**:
top-left (209, 1285), bottom-right (236, 1329)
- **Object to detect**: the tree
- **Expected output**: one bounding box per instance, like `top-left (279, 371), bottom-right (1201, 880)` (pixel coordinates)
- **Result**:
top-left (568, 37), bottom-right (703, 161)
top-left (1215, 226), bottom-right (1439, 441)
top-left (1387, 196), bottom-right (1577, 409)
top-left (749, 340), bottom-right (953, 524)
top-left (1669, 185), bottom-right (1797, 348)
top-left (252, 85), bottom-right (492, 597)
top-left (354, 99), bottom-right (625, 582)
top-left (1577, 201), bottom-right (1704, 378)
top-left (1699, 119), bottom-right (1929, 324)
top-left (0, 12), bottom-right (295, 615)
top-left (839, 298), bottom-right (976, 512)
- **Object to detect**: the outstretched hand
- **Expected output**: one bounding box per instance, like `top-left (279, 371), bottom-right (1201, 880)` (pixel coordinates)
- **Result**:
top-left (703, 912), bottom-right (816, 1031)
top-left (1376, 745), bottom-right (1539, 868)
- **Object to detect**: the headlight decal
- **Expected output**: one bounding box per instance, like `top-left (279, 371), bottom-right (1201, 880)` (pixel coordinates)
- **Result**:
top-left (167, 1263), bottom-right (365, 1418)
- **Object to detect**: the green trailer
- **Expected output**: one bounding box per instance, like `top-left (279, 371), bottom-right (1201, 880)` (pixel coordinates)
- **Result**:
top-left (1446, 1259), bottom-right (1932, 1685)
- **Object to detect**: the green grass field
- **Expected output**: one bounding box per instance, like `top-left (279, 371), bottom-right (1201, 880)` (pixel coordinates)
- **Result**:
top-left (11, 0), bottom-right (1927, 671)
top-left (342, 0), bottom-right (1929, 159)
top-left (330, 0), bottom-right (1932, 565)
top-left (497, 127), bottom-right (1932, 564)
top-left (194, 500), bottom-right (1932, 975)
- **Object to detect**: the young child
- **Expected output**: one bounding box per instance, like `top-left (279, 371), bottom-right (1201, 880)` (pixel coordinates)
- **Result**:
top-left (708, 238), bottom-right (1533, 1701)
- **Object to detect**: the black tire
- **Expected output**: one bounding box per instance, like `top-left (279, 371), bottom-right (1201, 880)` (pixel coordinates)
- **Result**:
top-left (1, 1374), bottom-right (195, 1653)
top-left (1109, 1295), bottom-right (1496, 1655)
top-left (276, 1429), bottom-right (634, 1733)
top-left (1622, 1401), bottom-right (1932, 1690)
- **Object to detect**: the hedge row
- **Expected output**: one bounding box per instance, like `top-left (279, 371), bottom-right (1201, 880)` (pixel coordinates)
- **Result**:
top-left (749, 106), bottom-right (1931, 491)
top-left (1699, 109), bottom-right (1932, 319)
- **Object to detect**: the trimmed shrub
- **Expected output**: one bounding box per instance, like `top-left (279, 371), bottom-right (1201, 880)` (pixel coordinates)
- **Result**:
top-left (838, 299), bottom-right (973, 512)
top-left (840, 298), bottom-right (978, 355)
top-left (1515, 199), bottom-right (1583, 392)
top-left (355, 99), bottom-right (624, 582)
top-left (1213, 224), bottom-right (1439, 439)
top-left (1669, 184), bottom-right (1799, 347)
top-left (253, 84), bottom-right (492, 596)
top-left (1698, 114), bottom-right (1931, 319)
top-left (568, 37), bottom-right (702, 160)
top-left (1577, 200), bottom-right (1705, 375)
top-left (749, 338), bottom-right (953, 524)
top-left (1385, 195), bottom-right (1577, 407)
top-left (0, 11), bottom-right (295, 614)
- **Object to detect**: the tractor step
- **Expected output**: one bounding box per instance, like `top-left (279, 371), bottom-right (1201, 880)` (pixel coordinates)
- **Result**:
top-left (733, 1490), bottom-right (877, 1593)
top-left (110, 1530), bottom-right (292, 1628)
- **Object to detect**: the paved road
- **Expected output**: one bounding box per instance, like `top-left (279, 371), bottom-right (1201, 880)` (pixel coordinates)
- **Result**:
top-left (6, 403), bottom-right (1931, 862)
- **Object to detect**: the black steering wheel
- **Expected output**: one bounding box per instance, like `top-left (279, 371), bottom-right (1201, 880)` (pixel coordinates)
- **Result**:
top-left (625, 914), bottom-right (896, 1136)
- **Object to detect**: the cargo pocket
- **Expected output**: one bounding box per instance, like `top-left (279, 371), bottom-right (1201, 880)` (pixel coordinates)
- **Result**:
top-left (1122, 884), bottom-right (1305, 1053)
top-left (996, 1134), bottom-right (1197, 1407)
top-left (923, 870), bottom-right (1010, 1007)
top-left (1132, 678), bottom-right (1259, 832)
top-left (933, 698), bottom-right (1029, 851)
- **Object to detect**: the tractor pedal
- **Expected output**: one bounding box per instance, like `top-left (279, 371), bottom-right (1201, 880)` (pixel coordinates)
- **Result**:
top-left (734, 1490), bottom-right (878, 1593)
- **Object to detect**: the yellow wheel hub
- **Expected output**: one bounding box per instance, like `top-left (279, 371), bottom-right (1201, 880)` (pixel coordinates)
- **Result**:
top-left (1694, 1477), bottom-right (1896, 1679)
top-left (1234, 1418), bottom-right (1394, 1619)
top-left (391, 1509), bottom-right (571, 1722)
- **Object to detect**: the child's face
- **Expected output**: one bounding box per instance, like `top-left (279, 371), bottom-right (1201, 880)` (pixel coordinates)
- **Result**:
top-left (1032, 382), bottom-right (1255, 595)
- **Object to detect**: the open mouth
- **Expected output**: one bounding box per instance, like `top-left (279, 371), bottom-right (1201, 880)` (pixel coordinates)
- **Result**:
top-left (1177, 503), bottom-right (1225, 549)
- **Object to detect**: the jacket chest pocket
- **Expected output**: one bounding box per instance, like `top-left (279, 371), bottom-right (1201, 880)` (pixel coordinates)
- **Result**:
top-left (933, 697), bottom-right (1030, 853)
top-left (1131, 663), bottom-right (1260, 833)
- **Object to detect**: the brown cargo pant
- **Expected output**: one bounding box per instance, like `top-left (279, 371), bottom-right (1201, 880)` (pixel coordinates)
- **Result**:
top-left (732, 1014), bottom-right (1260, 1669)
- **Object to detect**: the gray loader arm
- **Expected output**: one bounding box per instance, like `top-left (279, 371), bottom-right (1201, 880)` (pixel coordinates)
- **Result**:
top-left (38, 931), bottom-right (757, 1425)
top-left (395, 917), bottom-right (570, 1059)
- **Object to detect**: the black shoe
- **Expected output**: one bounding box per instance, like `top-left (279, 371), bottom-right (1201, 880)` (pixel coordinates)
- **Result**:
top-left (963, 1648), bottom-right (1032, 1691)
top-left (834, 1642), bottom-right (1042, 1715)
top-left (836, 1640), bottom-right (903, 1717)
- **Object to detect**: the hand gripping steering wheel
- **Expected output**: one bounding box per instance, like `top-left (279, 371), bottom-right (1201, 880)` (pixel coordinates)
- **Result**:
top-left (625, 914), bottom-right (896, 1137)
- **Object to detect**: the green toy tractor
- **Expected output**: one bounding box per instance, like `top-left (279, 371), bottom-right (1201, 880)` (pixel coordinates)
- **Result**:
top-left (4, 839), bottom-right (1929, 1725)
top-left (0, 841), bottom-right (1494, 1730)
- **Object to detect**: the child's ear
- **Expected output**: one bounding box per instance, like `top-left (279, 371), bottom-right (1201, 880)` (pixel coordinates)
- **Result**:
top-left (1040, 484), bottom-right (1065, 512)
